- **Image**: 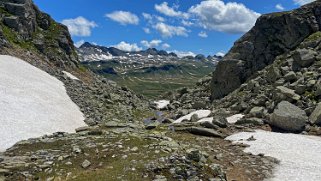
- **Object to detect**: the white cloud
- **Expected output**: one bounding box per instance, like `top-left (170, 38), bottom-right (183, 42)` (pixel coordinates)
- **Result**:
top-left (61, 16), bottom-right (97, 37)
top-left (143, 27), bottom-right (151, 34)
top-left (275, 4), bottom-right (285, 10)
top-left (293, 0), bottom-right (315, 5)
top-left (215, 51), bottom-right (225, 57)
top-left (171, 50), bottom-right (196, 58)
top-left (142, 13), bottom-right (153, 20)
top-left (162, 43), bottom-right (171, 49)
top-left (74, 40), bottom-right (85, 48)
top-left (141, 40), bottom-right (162, 48)
top-left (105, 11), bottom-right (139, 25)
top-left (189, 0), bottom-right (260, 34)
top-left (113, 41), bottom-right (142, 52)
top-left (182, 20), bottom-right (194, 26)
top-left (155, 2), bottom-right (189, 19)
top-left (198, 31), bottom-right (208, 38)
top-left (154, 22), bottom-right (188, 38)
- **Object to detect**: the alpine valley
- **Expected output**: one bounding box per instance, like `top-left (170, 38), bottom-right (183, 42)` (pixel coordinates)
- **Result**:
top-left (1, 0), bottom-right (321, 181)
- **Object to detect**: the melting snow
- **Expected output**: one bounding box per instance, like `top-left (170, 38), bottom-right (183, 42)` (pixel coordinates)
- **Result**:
top-left (0, 55), bottom-right (86, 152)
top-left (154, 100), bottom-right (170, 109)
top-left (62, 71), bottom-right (79, 80)
top-left (226, 130), bottom-right (321, 181)
top-left (174, 110), bottom-right (211, 123)
top-left (226, 114), bottom-right (244, 124)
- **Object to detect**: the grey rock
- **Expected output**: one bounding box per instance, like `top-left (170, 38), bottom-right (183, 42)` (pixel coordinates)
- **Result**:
top-left (284, 71), bottom-right (297, 82)
top-left (236, 118), bottom-right (264, 126)
top-left (187, 127), bottom-right (225, 138)
top-left (81, 159), bottom-right (91, 169)
top-left (276, 86), bottom-right (301, 101)
top-left (249, 107), bottom-right (265, 118)
top-left (270, 101), bottom-right (307, 132)
top-left (292, 49), bottom-right (317, 69)
top-left (210, 1), bottom-right (321, 100)
top-left (309, 103), bottom-right (321, 125)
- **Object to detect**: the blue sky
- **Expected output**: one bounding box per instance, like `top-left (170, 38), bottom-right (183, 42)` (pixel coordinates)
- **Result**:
top-left (33, 0), bottom-right (313, 56)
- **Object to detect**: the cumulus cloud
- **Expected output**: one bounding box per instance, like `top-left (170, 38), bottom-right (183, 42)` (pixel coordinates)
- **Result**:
top-left (155, 2), bottom-right (189, 19)
top-left (198, 31), bottom-right (208, 38)
top-left (162, 43), bottom-right (171, 49)
top-left (74, 40), bottom-right (85, 48)
top-left (113, 41), bottom-right (142, 52)
top-left (293, 0), bottom-right (315, 5)
top-left (171, 50), bottom-right (196, 58)
top-left (154, 22), bottom-right (188, 38)
top-left (188, 0), bottom-right (260, 34)
top-left (143, 27), bottom-right (151, 34)
top-left (62, 16), bottom-right (97, 37)
top-left (275, 4), bottom-right (285, 10)
top-left (105, 11), bottom-right (139, 25)
top-left (141, 40), bottom-right (163, 48)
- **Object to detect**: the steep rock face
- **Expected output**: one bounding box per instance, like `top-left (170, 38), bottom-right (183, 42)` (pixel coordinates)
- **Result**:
top-left (0, 0), bottom-right (77, 68)
top-left (211, 1), bottom-right (321, 100)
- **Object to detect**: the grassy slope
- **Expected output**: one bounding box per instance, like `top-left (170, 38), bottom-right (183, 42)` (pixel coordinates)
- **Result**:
top-left (82, 61), bottom-right (215, 99)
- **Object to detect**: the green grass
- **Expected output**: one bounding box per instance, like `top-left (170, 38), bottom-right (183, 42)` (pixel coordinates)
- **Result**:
top-left (82, 61), bottom-right (214, 99)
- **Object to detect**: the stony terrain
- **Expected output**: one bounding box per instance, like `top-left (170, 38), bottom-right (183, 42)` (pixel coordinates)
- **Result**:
top-left (1, 0), bottom-right (321, 181)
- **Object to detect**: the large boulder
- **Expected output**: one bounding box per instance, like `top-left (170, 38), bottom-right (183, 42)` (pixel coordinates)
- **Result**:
top-left (309, 103), bottom-right (321, 125)
top-left (292, 49), bottom-right (317, 70)
top-left (210, 1), bottom-right (321, 100)
top-left (270, 101), bottom-right (307, 132)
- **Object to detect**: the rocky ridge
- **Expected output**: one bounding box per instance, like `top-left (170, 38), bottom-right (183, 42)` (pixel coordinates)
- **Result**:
top-left (210, 1), bottom-right (321, 100)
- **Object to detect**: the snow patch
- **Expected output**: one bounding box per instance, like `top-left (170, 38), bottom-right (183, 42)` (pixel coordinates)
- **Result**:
top-left (62, 71), bottom-right (79, 80)
top-left (174, 110), bottom-right (211, 123)
top-left (226, 130), bottom-right (321, 181)
top-left (226, 114), bottom-right (244, 124)
top-left (154, 100), bottom-right (170, 109)
top-left (197, 117), bottom-right (213, 123)
top-left (0, 55), bottom-right (86, 152)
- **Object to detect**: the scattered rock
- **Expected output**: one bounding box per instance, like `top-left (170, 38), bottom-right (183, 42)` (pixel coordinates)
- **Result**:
top-left (81, 160), bottom-right (91, 169)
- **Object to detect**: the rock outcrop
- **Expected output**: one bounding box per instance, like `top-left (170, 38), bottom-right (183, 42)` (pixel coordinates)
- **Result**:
top-left (0, 0), bottom-right (77, 67)
top-left (210, 1), bottom-right (321, 100)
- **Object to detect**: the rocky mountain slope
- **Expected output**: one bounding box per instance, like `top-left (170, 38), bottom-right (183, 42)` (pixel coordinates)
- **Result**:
top-left (1, 0), bottom-right (321, 181)
top-left (78, 42), bottom-right (220, 98)
top-left (210, 1), bottom-right (321, 100)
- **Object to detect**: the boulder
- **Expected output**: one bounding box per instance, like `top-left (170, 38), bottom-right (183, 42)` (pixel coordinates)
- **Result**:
top-left (284, 71), bottom-right (297, 82)
top-left (309, 103), bottom-right (321, 125)
top-left (249, 107), bottom-right (265, 118)
top-left (292, 49), bottom-right (317, 69)
top-left (187, 127), bottom-right (225, 138)
top-left (276, 86), bottom-right (301, 101)
top-left (270, 101), bottom-right (307, 132)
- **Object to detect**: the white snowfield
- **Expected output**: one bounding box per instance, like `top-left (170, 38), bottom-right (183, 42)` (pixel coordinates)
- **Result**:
top-left (174, 110), bottom-right (211, 123)
top-left (0, 55), bottom-right (86, 152)
top-left (154, 100), bottom-right (170, 109)
top-left (226, 130), bottom-right (321, 181)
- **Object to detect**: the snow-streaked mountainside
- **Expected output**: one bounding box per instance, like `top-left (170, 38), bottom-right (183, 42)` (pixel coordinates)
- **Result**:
top-left (0, 55), bottom-right (86, 152)
top-left (77, 42), bottom-right (221, 64)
